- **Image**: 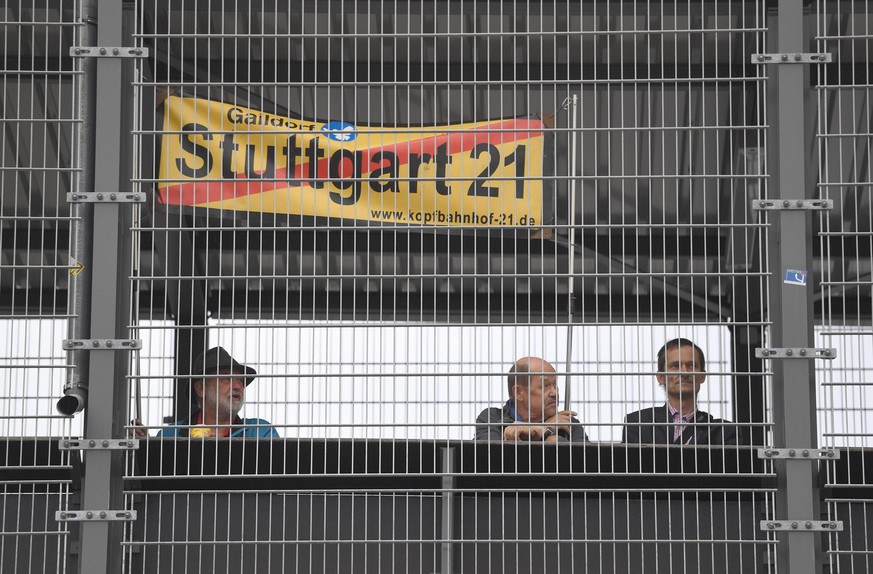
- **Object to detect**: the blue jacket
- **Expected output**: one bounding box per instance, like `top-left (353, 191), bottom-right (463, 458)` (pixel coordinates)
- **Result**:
top-left (157, 411), bottom-right (279, 438)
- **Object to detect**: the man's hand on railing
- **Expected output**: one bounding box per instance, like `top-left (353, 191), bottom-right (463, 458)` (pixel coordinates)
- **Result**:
top-left (545, 410), bottom-right (577, 435)
top-left (128, 419), bottom-right (148, 439)
top-left (504, 424), bottom-right (548, 441)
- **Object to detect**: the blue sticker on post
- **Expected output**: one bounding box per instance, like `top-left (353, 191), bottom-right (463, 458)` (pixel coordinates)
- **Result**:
top-left (784, 268), bottom-right (808, 286)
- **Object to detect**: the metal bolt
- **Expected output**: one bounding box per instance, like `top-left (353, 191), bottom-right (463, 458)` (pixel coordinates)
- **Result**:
top-left (89, 440), bottom-right (96, 447)
top-left (828, 450), bottom-right (835, 458)
top-left (783, 200), bottom-right (791, 208)
top-left (74, 48), bottom-right (81, 55)
top-left (757, 55), bottom-right (766, 62)
top-left (794, 54), bottom-right (802, 61)
top-left (96, 193), bottom-right (104, 200)
top-left (767, 522), bottom-right (775, 529)
top-left (112, 48), bottom-right (119, 55)
top-left (786, 349), bottom-right (793, 356)
top-left (805, 521), bottom-right (812, 529)
top-left (781, 54), bottom-right (788, 61)
top-left (125, 512), bottom-right (132, 519)
top-left (110, 193), bottom-right (117, 200)
top-left (106, 340), bottom-right (113, 348)
top-left (102, 440), bottom-right (109, 447)
top-left (127, 441), bottom-right (134, 447)
top-left (823, 349), bottom-right (831, 357)
top-left (62, 441), bottom-right (69, 448)
top-left (100, 511), bottom-right (107, 518)
top-left (820, 54), bottom-right (827, 60)
top-left (791, 521), bottom-right (798, 529)
top-left (58, 512), bottom-right (67, 519)
top-left (799, 349), bottom-right (807, 356)
top-left (92, 340), bottom-right (100, 347)
top-left (796, 200), bottom-right (804, 207)
top-left (135, 49), bottom-right (142, 55)
top-left (830, 522), bottom-right (837, 529)
top-left (789, 449), bottom-right (796, 457)
top-left (802, 449), bottom-right (809, 457)
top-left (99, 48), bottom-right (106, 55)
top-left (86, 511), bottom-right (94, 519)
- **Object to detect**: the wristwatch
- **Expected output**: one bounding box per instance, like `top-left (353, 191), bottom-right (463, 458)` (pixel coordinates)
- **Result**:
top-left (543, 426), bottom-right (557, 440)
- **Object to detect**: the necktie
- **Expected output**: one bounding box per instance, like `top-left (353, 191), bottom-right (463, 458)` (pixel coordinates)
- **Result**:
top-left (673, 411), bottom-right (685, 443)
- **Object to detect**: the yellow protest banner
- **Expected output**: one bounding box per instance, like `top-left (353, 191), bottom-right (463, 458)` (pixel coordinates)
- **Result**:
top-left (157, 96), bottom-right (545, 227)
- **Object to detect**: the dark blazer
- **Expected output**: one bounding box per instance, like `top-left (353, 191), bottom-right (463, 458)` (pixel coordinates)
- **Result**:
top-left (622, 405), bottom-right (740, 445)
top-left (475, 400), bottom-right (588, 442)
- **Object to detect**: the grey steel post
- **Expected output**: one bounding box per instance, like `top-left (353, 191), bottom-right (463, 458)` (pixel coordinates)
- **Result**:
top-left (75, 1), bottom-right (136, 573)
top-left (766, 2), bottom-right (822, 573)
top-left (439, 446), bottom-right (456, 574)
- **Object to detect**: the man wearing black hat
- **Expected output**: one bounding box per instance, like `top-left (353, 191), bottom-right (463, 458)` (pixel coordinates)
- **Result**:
top-left (136, 347), bottom-right (278, 438)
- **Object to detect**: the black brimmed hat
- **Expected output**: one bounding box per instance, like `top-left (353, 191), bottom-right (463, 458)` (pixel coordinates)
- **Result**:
top-left (191, 346), bottom-right (257, 386)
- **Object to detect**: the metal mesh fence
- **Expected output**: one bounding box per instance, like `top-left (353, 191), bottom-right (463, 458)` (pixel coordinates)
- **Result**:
top-left (0, 2), bottom-right (80, 573)
top-left (816, 1), bottom-right (873, 571)
top-left (123, 1), bottom-right (776, 573)
top-left (0, 1), bottom-right (870, 573)
top-left (130, 0), bottom-right (769, 450)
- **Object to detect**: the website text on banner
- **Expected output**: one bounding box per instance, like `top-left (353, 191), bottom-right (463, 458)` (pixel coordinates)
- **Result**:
top-left (157, 96), bottom-right (545, 227)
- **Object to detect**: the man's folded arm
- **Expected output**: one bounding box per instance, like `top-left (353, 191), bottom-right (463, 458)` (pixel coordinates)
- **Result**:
top-left (564, 417), bottom-right (589, 442)
top-left (622, 413), bottom-right (642, 444)
top-left (475, 408), bottom-right (506, 441)
top-left (720, 420), bottom-right (740, 446)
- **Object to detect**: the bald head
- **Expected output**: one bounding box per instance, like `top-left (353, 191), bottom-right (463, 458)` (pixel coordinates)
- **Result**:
top-left (507, 357), bottom-right (555, 395)
top-left (507, 357), bottom-right (559, 423)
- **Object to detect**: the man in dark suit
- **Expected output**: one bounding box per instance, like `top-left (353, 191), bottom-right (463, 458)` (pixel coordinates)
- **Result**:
top-left (622, 338), bottom-right (739, 445)
top-left (475, 357), bottom-right (587, 442)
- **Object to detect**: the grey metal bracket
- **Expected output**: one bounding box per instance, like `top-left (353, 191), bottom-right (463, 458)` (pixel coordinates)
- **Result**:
top-left (760, 520), bottom-right (842, 532)
top-left (751, 53), bottom-right (832, 64)
top-left (67, 192), bottom-right (145, 203)
top-left (756, 347), bottom-right (836, 359)
top-left (63, 339), bottom-right (142, 351)
top-left (758, 448), bottom-right (840, 460)
top-left (69, 47), bottom-right (149, 58)
top-left (752, 199), bottom-right (833, 211)
top-left (56, 510), bottom-right (137, 522)
top-left (59, 439), bottom-right (139, 451)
